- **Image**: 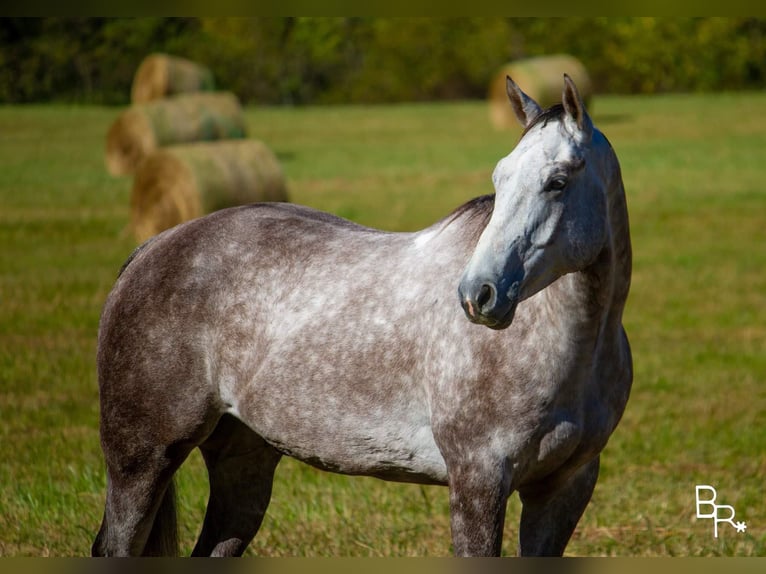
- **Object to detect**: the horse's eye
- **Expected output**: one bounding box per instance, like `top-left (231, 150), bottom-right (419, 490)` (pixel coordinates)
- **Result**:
top-left (545, 176), bottom-right (567, 192)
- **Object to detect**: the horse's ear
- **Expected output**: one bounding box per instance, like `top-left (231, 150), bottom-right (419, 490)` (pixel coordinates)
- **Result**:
top-left (506, 75), bottom-right (542, 128)
top-left (562, 74), bottom-right (593, 140)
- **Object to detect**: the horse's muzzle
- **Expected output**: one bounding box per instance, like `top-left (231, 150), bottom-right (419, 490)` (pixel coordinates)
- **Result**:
top-left (458, 278), bottom-right (520, 330)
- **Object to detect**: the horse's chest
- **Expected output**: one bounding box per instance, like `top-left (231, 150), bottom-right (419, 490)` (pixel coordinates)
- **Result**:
top-left (449, 341), bottom-right (614, 484)
top-left (518, 348), bottom-right (630, 485)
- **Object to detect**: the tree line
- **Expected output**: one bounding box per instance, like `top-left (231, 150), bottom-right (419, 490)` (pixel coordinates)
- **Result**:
top-left (1, 17), bottom-right (764, 105)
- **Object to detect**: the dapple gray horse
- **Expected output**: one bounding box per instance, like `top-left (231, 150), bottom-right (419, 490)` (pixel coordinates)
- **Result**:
top-left (92, 75), bottom-right (631, 557)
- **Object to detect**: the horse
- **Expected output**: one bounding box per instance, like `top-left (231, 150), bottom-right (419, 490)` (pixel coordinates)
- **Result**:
top-left (92, 75), bottom-right (632, 557)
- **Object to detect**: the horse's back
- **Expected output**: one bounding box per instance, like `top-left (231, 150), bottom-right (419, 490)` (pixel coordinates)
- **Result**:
top-left (99, 202), bottom-right (410, 393)
top-left (108, 203), bottom-right (402, 326)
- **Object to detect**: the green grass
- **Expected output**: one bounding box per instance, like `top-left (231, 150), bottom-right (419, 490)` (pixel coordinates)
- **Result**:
top-left (0, 93), bottom-right (765, 557)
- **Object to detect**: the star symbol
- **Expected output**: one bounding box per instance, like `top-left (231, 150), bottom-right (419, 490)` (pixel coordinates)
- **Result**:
top-left (734, 521), bottom-right (747, 533)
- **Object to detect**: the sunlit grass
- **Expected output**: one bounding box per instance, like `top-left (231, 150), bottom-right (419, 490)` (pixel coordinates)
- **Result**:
top-left (1, 93), bottom-right (764, 556)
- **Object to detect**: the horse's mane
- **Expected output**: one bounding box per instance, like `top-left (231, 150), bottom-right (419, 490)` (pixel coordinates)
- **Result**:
top-left (441, 194), bottom-right (495, 232)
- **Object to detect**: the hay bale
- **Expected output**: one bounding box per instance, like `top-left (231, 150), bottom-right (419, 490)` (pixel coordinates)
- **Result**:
top-left (105, 92), bottom-right (247, 176)
top-left (131, 53), bottom-right (215, 104)
top-left (130, 139), bottom-right (288, 242)
top-left (488, 54), bottom-right (593, 130)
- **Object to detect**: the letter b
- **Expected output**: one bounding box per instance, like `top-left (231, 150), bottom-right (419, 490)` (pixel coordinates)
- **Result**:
top-left (696, 485), bottom-right (717, 519)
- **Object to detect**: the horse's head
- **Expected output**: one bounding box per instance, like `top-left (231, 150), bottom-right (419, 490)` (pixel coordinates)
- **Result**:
top-left (458, 75), bottom-right (610, 330)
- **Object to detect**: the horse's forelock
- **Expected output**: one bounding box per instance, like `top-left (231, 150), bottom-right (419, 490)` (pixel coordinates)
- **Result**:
top-left (519, 104), bottom-right (566, 139)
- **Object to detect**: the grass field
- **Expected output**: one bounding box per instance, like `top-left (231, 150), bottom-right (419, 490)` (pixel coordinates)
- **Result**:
top-left (0, 92), bottom-right (764, 557)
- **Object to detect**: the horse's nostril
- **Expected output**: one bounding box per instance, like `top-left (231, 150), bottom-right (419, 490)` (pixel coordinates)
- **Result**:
top-left (477, 283), bottom-right (496, 312)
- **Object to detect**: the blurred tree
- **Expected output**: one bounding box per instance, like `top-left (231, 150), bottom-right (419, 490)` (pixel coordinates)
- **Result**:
top-left (0, 18), bottom-right (201, 104)
top-left (184, 18), bottom-right (286, 104)
top-left (337, 18), bottom-right (512, 103)
top-left (0, 17), bottom-right (764, 104)
top-left (509, 17), bottom-right (766, 94)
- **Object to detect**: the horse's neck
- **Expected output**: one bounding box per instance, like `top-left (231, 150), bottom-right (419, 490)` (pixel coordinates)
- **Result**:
top-left (544, 159), bottom-right (631, 335)
top-left (605, 169), bottom-right (632, 317)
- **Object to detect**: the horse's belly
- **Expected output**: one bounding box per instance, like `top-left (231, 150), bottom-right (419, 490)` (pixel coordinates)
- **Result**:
top-left (225, 313), bottom-right (450, 484)
top-left (274, 426), bottom-right (448, 485)
top-left (237, 401), bottom-right (449, 485)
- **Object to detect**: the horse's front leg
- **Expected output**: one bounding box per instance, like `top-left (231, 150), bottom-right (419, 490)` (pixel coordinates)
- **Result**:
top-left (445, 457), bottom-right (511, 556)
top-left (517, 455), bottom-right (600, 556)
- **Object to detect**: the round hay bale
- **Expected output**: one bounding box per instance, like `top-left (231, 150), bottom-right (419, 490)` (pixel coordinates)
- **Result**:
top-left (488, 54), bottom-right (593, 130)
top-left (131, 53), bottom-right (215, 104)
top-left (130, 139), bottom-right (288, 242)
top-left (105, 92), bottom-right (247, 176)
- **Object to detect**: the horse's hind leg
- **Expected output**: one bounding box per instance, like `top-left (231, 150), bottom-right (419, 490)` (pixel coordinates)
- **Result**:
top-left (92, 374), bottom-right (221, 556)
top-left (92, 452), bottom-right (185, 557)
top-left (192, 414), bottom-right (282, 557)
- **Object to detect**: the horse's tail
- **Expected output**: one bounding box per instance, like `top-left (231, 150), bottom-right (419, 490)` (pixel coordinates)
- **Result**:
top-left (143, 478), bottom-right (179, 556)
top-left (118, 234), bottom-right (160, 277)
